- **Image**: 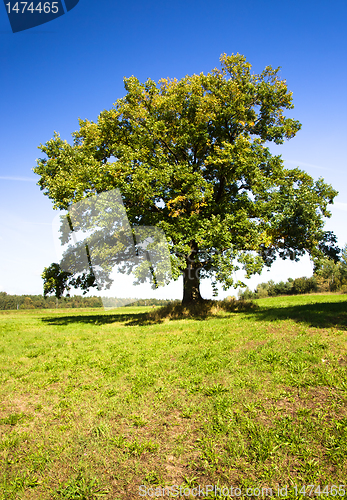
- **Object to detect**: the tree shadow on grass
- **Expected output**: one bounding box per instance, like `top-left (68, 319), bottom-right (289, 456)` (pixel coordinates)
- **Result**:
top-left (41, 299), bottom-right (256, 327)
top-left (41, 299), bottom-right (347, 330)
top-left (41, 311), bottom-right (150, 327)
top-left (246, 300), bottom-right (347, 330)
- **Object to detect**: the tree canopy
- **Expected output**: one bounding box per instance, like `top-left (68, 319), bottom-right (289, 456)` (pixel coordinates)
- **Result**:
top-left (34, 53), bottom-right (339, 303)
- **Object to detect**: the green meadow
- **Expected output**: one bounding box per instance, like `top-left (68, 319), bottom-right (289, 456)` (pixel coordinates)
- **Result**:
top-left (0, 294), bottom-right (346, 499)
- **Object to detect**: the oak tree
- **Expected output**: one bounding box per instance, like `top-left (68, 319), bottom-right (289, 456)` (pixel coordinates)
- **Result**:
top-left (34, 53), bottom-right (338, 303)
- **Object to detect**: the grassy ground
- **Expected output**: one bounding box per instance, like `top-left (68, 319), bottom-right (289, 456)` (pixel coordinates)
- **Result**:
top-left (0, 294), bottom-right (346, 499)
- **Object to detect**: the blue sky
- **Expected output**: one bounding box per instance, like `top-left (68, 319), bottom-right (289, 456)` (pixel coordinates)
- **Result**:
top-left (0, 0), bottom-right (346, 300)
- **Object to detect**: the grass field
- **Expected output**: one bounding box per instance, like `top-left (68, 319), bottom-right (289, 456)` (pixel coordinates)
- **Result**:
top-left (0, 294), bottom-right (346, 499)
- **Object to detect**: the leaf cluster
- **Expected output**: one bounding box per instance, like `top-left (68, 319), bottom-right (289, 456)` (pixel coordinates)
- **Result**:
top-left (41, 263), bottom-right (98, 299)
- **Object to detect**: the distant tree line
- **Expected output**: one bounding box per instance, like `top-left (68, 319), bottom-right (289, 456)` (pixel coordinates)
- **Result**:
top-left (102, 297), bottom-right (175, 308)
top-left (239, 245), bottom-right (347, 300)
top-left (0, 292), bottom-right (103, 310)
top-left (238, 277), bottom-right (317, 300)
top-left (125, 298), bottom-right (177, 307)
top-left (0, 292), bottom-right (175, 310)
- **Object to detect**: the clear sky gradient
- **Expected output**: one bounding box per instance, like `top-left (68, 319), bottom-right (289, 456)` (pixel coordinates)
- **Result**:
top-left (0, 0), bottom-right (346, 300)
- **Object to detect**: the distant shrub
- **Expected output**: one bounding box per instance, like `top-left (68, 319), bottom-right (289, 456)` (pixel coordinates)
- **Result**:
top-left (238, 287), bottom-right (255, 300)
top-left (315, 276), bottom-right (331, 293)
top-left (313, 246), bottom-right (347, 292)
top-left (255, 282), bottom-right (270, 298)
top-left (272, 279), bottom-right (294, 296)
top-left (239, 275), bottom-right (321, 300)
top-left (256, 288), bottom-right (269, 298)
top-left (292, 276), bottom-right (317, 294)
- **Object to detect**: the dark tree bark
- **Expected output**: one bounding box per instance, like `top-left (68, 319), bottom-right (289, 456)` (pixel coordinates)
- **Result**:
top-left (182, 240), bottom-right (204, 304)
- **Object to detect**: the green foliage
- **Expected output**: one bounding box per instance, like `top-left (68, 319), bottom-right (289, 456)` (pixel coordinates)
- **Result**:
top-left (271, 278), bottom-right (294, 296)
top-left (0, 292), bottom-right (176, 310)
top-left (42, 263), bottom-right (98, 299)
top-left (314, 245), bottom-right (347, 292)
top-left (239, 276), bottom-right (318, 298)
top-left (0, 291), bottom-right (102, 310)
top-left (34, 53), bottom-right (338, 300)
top-left (238, 286), bottom-right (255, 300)
top-left (124, 298), bottom-right (177, 307)
top-left (239, 249), bottom-right (347, 300)
top-left (41, 263), bottom-right (73, 298)
top-left (292, 276), bottom-right (317, 294)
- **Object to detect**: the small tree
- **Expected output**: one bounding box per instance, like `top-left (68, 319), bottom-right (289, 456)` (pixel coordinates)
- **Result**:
top-left (254, 281), bottom-right (271, 298)
top-left (34, 54), bottom-right (339, 303)
top-left (292, 276), bottom-right (317, 294)
top-left (272, 279), bottom-right (293, 296)
top-left (238, 287), bottom-right (255, 300)
top-left (314, 244), bottom-right (347, 292)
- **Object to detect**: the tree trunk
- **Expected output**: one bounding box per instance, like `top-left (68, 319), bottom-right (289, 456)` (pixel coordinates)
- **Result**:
top-left (182, 240), bottom-right (203, 304)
